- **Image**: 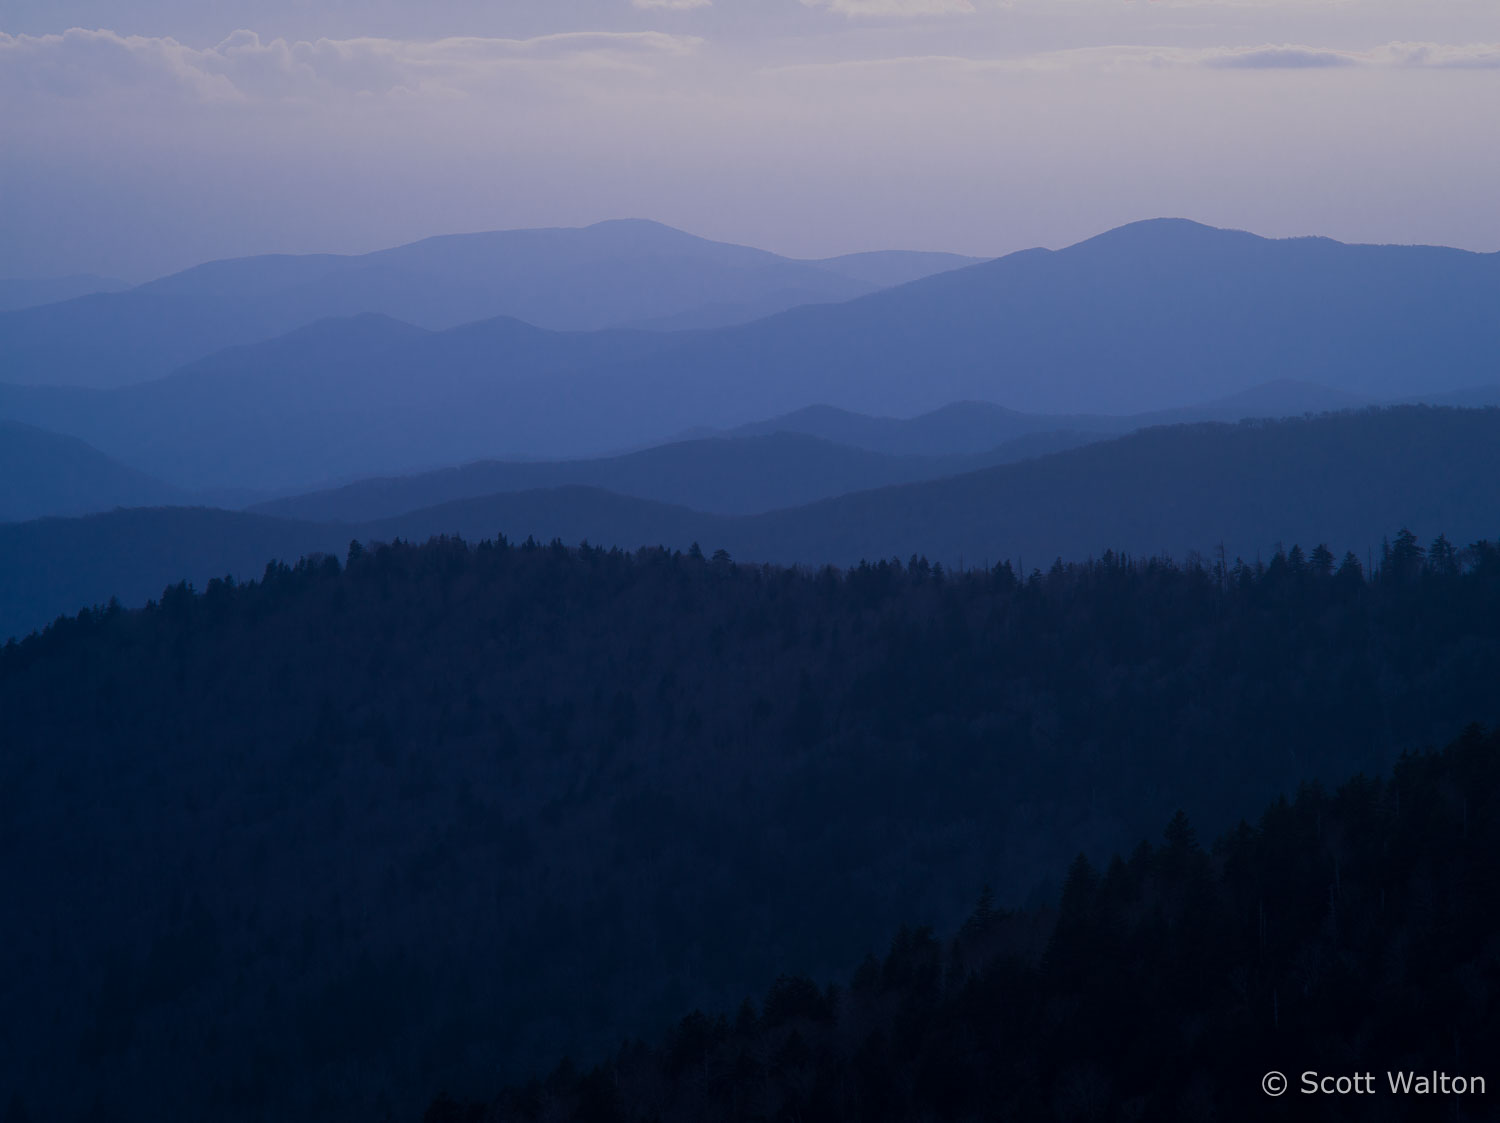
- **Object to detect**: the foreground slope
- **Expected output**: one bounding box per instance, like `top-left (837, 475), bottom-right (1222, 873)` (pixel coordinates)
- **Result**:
top-left (4, 536), bottom-right (1498, 1123)
top-left (443, 725), bottom-right (1500, 1123)
top-left (0, 220), bottom-right (978, 388)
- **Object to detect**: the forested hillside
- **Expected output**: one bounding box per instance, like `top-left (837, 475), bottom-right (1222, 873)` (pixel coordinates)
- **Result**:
top-left (3, 531), bottom-right (1500, 1121)
top-left (437, 725), bottom-right (1500, 1123)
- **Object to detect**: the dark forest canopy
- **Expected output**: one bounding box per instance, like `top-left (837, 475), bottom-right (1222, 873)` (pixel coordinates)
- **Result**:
top-left (435, 724), bottom-right (1500, 1123)
top-left (4, 531), bottom-right (1500, 1121)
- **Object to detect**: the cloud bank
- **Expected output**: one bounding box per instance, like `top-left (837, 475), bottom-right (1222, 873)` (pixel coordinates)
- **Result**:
top-left (5, 24), bottom-right (1493, 112)
top-left (0, 27), bottom-right (705, 102)
top-left (775, 39), bottom-right (1500, 76)
top-left (1201, 41), bottom-right (1500, 70)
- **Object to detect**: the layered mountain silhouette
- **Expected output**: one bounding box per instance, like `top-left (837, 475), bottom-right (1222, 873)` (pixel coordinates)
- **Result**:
top-left (4, 220), bottom-right (1492, 486)
top-left (0, 421), bottom-right (184, 522)
top-left (0, 220), bottom-right (980, 388)
top-left (251, 432), bottom-right (1097, 524)
top-left (4, 407), bottom-right (1496, 642)
top-left (712, 379), bottom-right (1369, 456)
top-left (0, 351), bottom-right (1371, 504)
top-left (574, 219), bottom-right (1500, 426)
top-left (0, 314), bottom-right (704, 489)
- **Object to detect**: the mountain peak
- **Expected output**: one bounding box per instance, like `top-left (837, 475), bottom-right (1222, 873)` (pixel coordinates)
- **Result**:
top-left (1076, 217), bottom-right (1260, 251)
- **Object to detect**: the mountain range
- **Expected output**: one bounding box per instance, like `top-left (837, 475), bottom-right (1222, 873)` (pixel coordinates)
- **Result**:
top-left (0, 375), bottom-right (1450, 521)
top-left (249, 431), bottom-right (1099, 524)
top-left (4, 406), bottom-right (1496, 642)
top-left (707, 379), bottom-right (1372, 455)
top-left (565, 218), bottom-right (1500, 427)
top-left (4, 219), bottom-right (1495, 496)
top-left (0, 220), bottom-right (980, 388)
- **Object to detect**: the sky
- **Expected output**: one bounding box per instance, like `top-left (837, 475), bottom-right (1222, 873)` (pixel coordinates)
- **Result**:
top-left (2, 0), bottom-right (1498, 281)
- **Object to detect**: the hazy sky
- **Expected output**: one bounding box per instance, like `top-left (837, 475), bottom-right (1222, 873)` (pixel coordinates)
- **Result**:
top-left (3, 0), bottom-right (1498, 280)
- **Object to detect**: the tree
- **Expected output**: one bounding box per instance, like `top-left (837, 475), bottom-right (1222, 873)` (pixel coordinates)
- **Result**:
top-left (1428, 534), bottom-right (1459, 578)
top-left (1385, 527), bottom-right (1425, 585)
top-left (1309, 544), bottom-right (1335, 578)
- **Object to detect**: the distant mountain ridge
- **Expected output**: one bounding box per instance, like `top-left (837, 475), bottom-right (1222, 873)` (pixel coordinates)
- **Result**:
top-left (572, 219), bottom-right (1500, 427)
top-left (0, 313), bottom-right (695, 490)
top-left (250, 431), bottom-right (1098, 524)
top-left (0, 220), bottom-right (981, 388)
top-left (6, 218), bottom-right (1490, 483)
top-left (712, 380), bottom-right (1371, 456)
top-left (4, 406), bottom-right (1497, 642)
top-left (248, 378), bottom-right (1366, 526)
top-left (0, 302), bottom-right (1470, 498)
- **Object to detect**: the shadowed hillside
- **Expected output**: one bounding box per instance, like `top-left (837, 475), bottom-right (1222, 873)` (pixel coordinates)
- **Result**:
top-left (720, 406), bottom-right (1500, 569)
top-left (436, 725), bottom-right (1500, 1123)
top-left (3, 532), bottom-right (1499, 1122)
top-left (715, 379), bottom-right (1370, 456)
top-left (251, 432), bottom-right (1089, 524)
top-left (0, 421), bottom-right (184, 522)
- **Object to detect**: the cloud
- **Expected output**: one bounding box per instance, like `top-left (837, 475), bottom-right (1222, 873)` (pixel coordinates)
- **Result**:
top-left (1202, 42), bottom-right (1500, 69)
top-left (772, 40), bottom-right (1500, 76)
top-left (1202, 46), bottom-right (1357, 69)
top-left (633, 0), bottom-right (711, 8)
top-left (801, 0), bottom-right (976, 16)
top-left (0, 27), bottom-right (706, 103)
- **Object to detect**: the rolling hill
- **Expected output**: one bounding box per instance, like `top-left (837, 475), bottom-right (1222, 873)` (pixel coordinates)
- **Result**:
top-left (251, 432), bottom-right (1095, 523)
top-left (720, 406), bottom-right (1500, 569)
top-left (712, 379), bottom-right (1369, 456)
top-left (0, 220), bottom-right (980, 388)
top-left (327, 409), bottom-right (1499, 572)
top-left (4, 406), bottom-right (1497, 642)
top-left (0, 421), bottom-right (185, 522)
top-left (0, 314), bottom-right (694, 490)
